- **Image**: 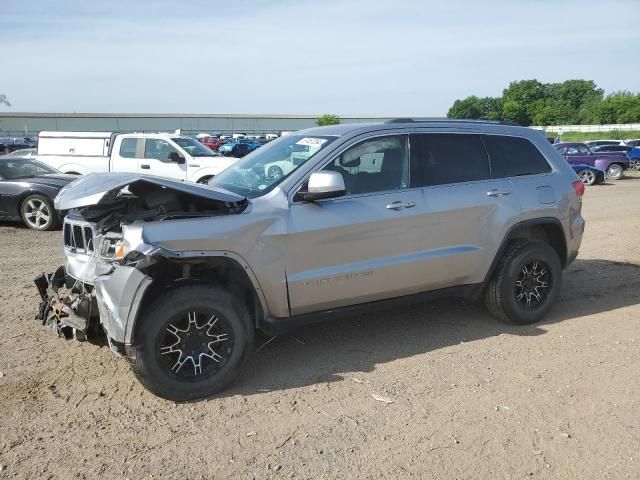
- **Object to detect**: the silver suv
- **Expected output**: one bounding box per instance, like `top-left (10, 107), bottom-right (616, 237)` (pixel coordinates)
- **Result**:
top-left (36, 119), bottom-right (586, 400)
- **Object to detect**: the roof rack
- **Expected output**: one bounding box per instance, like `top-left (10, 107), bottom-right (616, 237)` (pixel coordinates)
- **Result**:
top-left (384, 118), bottom-right (520, 127)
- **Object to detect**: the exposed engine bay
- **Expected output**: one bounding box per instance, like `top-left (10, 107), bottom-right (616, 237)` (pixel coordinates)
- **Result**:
top-left (70, 178), bottom-right (248, 233)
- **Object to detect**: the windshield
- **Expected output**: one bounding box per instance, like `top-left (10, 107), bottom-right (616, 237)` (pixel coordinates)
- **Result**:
top-left (171, 137), bottom-right (217, 157)
top-left (0, 159), bottom-right (58, 179)
top-left (5, 148), bottom-right (36, 157)
top-left (208, 134), bottom-right (337, 198)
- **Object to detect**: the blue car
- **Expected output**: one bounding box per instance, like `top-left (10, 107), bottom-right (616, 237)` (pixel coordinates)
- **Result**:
top-left (571, 164), bottom-right (605, 186)
top-left (218, 139), bottom-right (262, 158)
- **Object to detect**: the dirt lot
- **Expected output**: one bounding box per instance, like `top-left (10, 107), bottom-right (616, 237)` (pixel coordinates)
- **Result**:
top-left (1, 175), bottom-right (639, 480)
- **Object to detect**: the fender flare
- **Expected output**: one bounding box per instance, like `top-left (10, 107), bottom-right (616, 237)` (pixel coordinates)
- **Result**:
top-left (57, 163), bottom-right (91, 175)
top-left (483, 217), bottom-right (568, 284)
top-left (170, 250), bottom-right (270, 316)
top-left (190, 168), bottom-right (219, 183)
top-left (124, 249), bottom-right (271, 345)
top-left (189, 162), bottom-right (234, 183)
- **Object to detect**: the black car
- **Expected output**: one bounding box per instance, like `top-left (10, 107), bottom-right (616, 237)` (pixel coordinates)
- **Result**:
top-left (0, 157), bottom-right (76, 230)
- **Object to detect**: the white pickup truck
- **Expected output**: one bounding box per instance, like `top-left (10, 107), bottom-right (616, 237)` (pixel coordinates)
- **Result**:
top-left (35, 131), bottom-right (238, 183)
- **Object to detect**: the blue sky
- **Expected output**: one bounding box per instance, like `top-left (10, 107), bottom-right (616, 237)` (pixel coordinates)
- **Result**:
top-left (1, 0), bottom-right (639, 115)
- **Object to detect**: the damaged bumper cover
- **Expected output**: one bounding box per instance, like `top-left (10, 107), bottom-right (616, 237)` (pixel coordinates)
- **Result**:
top-left (94, 265), bottom-right (152, 345)
top-left (35, 263), bottom-right (152, 352)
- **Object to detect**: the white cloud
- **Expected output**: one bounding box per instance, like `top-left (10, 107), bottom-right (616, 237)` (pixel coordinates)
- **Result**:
top-left (1, 0), bottom-right (639, 114)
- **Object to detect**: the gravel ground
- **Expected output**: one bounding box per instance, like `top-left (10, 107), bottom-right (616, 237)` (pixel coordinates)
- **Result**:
top-left (1, 174), bottom-right (639, 479)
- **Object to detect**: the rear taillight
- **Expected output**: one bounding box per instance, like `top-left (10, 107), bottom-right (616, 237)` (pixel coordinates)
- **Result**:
top-left (572, 180), bottom-right (585, 197)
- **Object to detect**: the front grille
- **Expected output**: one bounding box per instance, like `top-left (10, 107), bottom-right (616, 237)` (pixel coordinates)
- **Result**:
top-left (63, 219), bottom-right (95, 254)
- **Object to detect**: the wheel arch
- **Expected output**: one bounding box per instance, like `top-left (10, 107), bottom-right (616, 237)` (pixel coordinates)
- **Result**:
top-left (195, 174), bottom-right (214, 184)
top-left (484, 218), bottom-right (568, 284)
top-left (16, 189), bottom-right (57, 214)
top-left (129, 253), bottom-right (268, 345)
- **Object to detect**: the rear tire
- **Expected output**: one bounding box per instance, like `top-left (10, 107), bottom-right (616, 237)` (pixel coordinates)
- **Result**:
top-left (485, 240), bottom-right (562, 325)
top-left (129, 285), bottom-right (253, 401)
top-left (606, 163), bottom-right (624, 180)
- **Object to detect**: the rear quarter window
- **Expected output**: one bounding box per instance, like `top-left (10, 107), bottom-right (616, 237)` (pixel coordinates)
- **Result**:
top-left (484, 135), bottom-right (551, 178)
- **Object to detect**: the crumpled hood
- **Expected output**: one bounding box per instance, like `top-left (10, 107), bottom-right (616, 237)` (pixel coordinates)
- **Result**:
top-left (54, 172), bottom-right (246, 210)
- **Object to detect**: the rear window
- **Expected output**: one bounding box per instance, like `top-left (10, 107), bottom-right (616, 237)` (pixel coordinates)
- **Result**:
top-left (484, 135), bottom-right (551, 178)
top-left (410, 133), bottom-right (490, 187)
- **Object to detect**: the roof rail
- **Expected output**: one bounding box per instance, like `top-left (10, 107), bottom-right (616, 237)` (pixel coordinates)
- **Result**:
top-left (384, 118), bottom-right (520, 127)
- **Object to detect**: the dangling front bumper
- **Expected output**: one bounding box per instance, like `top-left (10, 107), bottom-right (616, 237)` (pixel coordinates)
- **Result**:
top-left (34, 263), bottom-right (153, 356)
top-left (34, 265), bottom-right (96, 341)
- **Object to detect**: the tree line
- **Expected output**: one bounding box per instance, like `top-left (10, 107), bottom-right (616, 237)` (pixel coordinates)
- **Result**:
top-left (447, 80), bottom-right (640, 126)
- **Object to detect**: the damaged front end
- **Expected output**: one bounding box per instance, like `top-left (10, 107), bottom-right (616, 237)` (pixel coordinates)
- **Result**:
top-left (35, 173), bottom-right (248, 354)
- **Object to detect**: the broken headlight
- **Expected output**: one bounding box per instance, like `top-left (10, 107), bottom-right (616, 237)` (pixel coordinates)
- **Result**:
top-left (99, 232), bottom-right (127, 262)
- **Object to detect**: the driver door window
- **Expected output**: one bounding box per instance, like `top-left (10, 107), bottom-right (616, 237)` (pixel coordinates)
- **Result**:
top-left (144, 139), bottom-right (178, 162)
top-left (139, 139), bottom-right (186, 180)
top-left (322, 135), bottom-right (409, 195)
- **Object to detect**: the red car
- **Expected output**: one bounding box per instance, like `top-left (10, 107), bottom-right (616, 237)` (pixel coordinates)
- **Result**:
top-left (200, 136), bottom-right (223, 151)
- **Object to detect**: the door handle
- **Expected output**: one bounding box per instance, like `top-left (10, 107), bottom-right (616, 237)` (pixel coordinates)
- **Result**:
top-left (486, 189), bottom-right (511, 197)
top-left (386, 201), bottom-right (416, 210)
top-left (189, 164), bottom-right (200, 167)
top-left (141, 164), bottom-right (150, 169)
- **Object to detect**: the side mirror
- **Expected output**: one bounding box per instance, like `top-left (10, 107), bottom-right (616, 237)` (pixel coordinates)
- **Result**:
top-left (296, 171), bottom-right (346, 202)
top-left (168, 151), bottom-right (185, 164)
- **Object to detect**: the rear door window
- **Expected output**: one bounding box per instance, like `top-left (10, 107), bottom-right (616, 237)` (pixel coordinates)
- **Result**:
top-left (484, 135), bottom-right (551, 178)
top-left (409, 133), bottom-right (490, 187)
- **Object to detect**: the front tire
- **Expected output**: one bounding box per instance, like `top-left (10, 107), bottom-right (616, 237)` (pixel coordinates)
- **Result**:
top-left (577, 168), bottom-right (596, 186)
top-left (20, 194), bottom-right (58, 231)
top-left (606, 163), bottom-right (624, 180)
top-left (485, 241), bottom-right (562, 325)
top-left (196, 175), bottom-right (213, 184)
top-left (630, 159), bottom-right (640, 171)
top-left (130, 285), bottom-right (253, 401)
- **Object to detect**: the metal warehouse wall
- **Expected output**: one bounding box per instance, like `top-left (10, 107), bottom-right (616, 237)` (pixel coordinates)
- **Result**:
top-left (0, 113), bottom-right (394, 136)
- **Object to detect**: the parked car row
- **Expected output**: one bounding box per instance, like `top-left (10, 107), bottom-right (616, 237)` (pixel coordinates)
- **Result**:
top-left (0, 136), bottom-right (37, 154)
top-left (196, 133), bottom-right (276, 157)
top-left (553, 142), bottom-right (632, 181)
top-left (585, 139), bottom-right (640, 148)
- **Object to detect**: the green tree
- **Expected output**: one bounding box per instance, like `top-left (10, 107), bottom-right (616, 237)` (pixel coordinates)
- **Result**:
top-left (316, 114), bottom-right (340, 126)
top-left (447, 96), bottom-right (503, 120)
top-left (0, 94), bottom-right (10, 107)
top-left (447, 79), bottom-right (627, 126)
top-left (447, 96), bottom-right (482, 119)
top-left (597, 91), bottom-right (640, 123)
top-left (477, 97), bottom-right (503, 120)
top-left (502, 80), bottom-right (545, 125)
top-left (502, 100), bottom-right (529, 126)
